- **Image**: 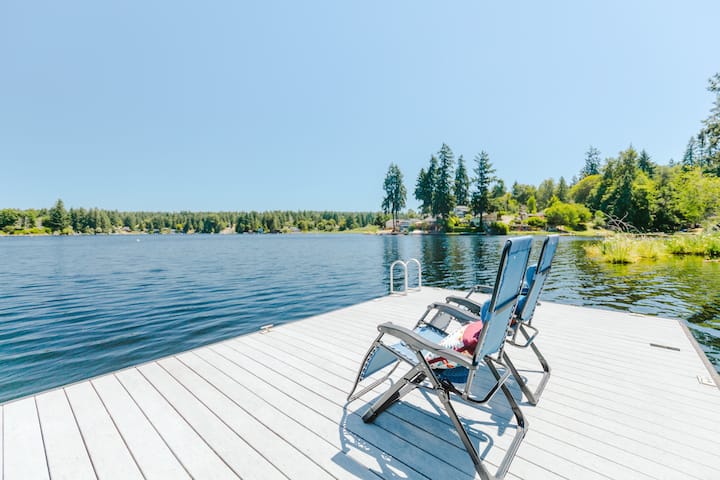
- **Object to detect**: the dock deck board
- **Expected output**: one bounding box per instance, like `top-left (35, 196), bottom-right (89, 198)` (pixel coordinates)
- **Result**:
top-left (2, 287), bottom-right (720, 479)
top-left (35, 389), bottom-right (95, 480)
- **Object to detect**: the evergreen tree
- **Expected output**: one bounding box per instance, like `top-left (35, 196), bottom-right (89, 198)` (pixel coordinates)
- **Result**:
top-left (701, 72), bottom-right (720, 173)
top-left (415, 168), bottom-right (430, 214)
top-left (98, 211), bottom-right (112, 233)
top-left (629, 171), bottom-right (655, 231)
top-left (604, 147), bottom-right (639, 223)
top-left (491, 179), bottom-right (506, 199)
top-left (556, 176), bottom-right (569, 203)
top-left (432, 144), bottom-right (456, 220)
top-left (454, 155), bottom-right (470, 206)
top-left (414, 156), bottom-right (438, 215)
top-left (651, 166), bottom-right (680, 232)
top-left (638, 149), bottom-right (655, 176)
top-left (381, 163), bottom-right (407, 231)
top-left (696, 132), bottom-right (708, 167)
top-left (581, 146), bottom-right (601, 178)
top-left (470, 151), bottom-right (496, 226)
top-left (46, 199), bottom-right (70, 232)
top-left (683, 137), bottom-right (697, 168)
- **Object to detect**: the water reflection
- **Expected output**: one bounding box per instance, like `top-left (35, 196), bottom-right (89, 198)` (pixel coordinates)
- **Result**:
top-left (416, 235), bottom-right (503, 290)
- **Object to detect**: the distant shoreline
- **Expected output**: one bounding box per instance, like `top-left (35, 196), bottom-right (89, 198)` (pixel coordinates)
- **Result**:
top-left (0, 228), bottom-right (585, 238)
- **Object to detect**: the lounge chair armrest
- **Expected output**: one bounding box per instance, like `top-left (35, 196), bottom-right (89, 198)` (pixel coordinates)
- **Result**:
top-left (445, 296), bottom-right (484, 316)
top-left (377, 322), bottom-right (472, 368)
top-left (428, 302), bottom-right (482, 324)
top-left (467, 284), bottom-right (493, 296)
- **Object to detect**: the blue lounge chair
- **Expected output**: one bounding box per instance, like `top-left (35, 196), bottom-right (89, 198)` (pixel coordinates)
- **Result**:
top-left (448, 235), bottom-right (559, 405)
top-left (347, 236), bottom-right (533, 480)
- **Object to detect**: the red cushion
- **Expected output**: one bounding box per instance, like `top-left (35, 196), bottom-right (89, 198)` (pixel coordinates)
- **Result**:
top-left (460, 321), bottom-right (484, 353)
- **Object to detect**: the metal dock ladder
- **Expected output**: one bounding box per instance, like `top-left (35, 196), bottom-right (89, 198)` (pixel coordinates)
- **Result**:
top-left (389, 258), bottom-right (422, 295)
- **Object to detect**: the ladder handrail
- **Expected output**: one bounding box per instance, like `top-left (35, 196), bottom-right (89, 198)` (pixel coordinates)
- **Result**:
top-left (406, 258), bottom-right (422, 292)
top-left (389, 260), bottom-right (407, 295)
top-left (389, 258), bottom-right (422, 295)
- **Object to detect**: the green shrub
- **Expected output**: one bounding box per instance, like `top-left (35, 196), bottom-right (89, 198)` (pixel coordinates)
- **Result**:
top-left (448, 226), bottom-right (474, 234)
top-left (592, 210), bottom-right (606, 228)
top-left (525, 216), bottom-right (547, 229)
top-left (488, 221), bottom-right (509, 235)
top-left (544, 201), bottom-right (591, 229)
top-left (8, 227), bottom-right (51, 235)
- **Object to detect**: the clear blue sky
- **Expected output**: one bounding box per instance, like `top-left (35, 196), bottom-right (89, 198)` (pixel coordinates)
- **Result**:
top-left (1, 1), bottom-right (719, 212)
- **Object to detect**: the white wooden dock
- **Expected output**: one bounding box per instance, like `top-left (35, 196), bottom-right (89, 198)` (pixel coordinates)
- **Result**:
top-left (2, 287), bottom-right (720, 479)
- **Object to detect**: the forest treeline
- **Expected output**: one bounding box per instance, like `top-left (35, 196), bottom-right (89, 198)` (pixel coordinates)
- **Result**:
top-left (0, 205), bottom-right (381, 235)
top-left (381, 72), bottom-right (720, 233)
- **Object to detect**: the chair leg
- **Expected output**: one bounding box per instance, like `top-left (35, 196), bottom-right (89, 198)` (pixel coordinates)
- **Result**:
top-left (437, 388), bottom-right (496, 480)
top-left (435, 360), bottom-right (525, 479)
top-left (528, 337), bottom-right (551, 399)
top-left (487, 359), bottom-right (528, 479)
top-left (503, 325), bottom-right (551, 405)
top-left (362, 364), bottom-right (425, 423)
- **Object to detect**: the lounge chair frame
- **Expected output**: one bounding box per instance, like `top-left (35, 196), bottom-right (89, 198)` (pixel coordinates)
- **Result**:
top-left (347, 237), bottom-right (533, 480)
top-left (449, 235), bottom-right (559, 405)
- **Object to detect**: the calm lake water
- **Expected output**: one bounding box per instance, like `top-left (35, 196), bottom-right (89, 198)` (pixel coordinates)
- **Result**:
top-left (1, 234), bottom-right (719, 403)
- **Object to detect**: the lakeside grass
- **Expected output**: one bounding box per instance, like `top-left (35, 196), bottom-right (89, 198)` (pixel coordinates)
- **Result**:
top-left (585, 233), bottom-right (720, 263)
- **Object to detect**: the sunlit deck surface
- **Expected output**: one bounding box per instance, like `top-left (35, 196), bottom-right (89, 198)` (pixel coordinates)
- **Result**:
top-left (2, 286), bottom-right (720, 479)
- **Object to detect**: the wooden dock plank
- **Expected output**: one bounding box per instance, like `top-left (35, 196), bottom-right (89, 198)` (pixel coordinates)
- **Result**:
top-left (135, 362), bottom-right (288, 479)
top-left (91, 374), bottom-right (191, 480)
top-left (175, 351), bottom-right (383, 480)
top-left (65, 382), bottom-right (142, 480)
top-left (528, 335), bottom-right (718, 393)
top-left (35, 389), bottom-right (95, 480)
top-left (114, 368), bottom-right (239, 479)
top-left (3, 397), bottom-right (49, 480)
top-left (155, 356), bottom-right (335, 479)
top-left (204, 343), bottom-right (473, 480)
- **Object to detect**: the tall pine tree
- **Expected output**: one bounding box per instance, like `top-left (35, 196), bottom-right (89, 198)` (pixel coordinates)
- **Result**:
top-left (701, 73), bottom-right (720, 173)
top-left (556, 176), bottom-right (569, 203)
top-left (432, 143), bottom-right (456, 221)
top-left (581, 146), bottom-right (601, 178)
top-left (470, 151), bottom-right (496, 227)
top-left (683, 137), bottom-right (697, 168)
top-left (415, 156), bottom-right (438, 215)
top-left (605, 147), bottom-right (639, 223)
top-left (454, 155), bottom-right (470, 206)
top-left (638, 149), bottom-right (655, 176)
top-left (46, 199), bottom-right (70, 232)
top-left (381, 163), bottom-right (407, 231)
